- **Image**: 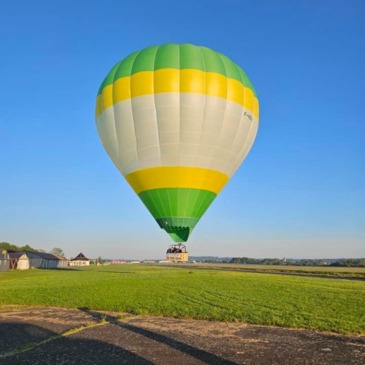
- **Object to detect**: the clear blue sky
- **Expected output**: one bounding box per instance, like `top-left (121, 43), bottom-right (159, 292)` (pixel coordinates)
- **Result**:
top-left (1, 0), bottom-right (364, 259)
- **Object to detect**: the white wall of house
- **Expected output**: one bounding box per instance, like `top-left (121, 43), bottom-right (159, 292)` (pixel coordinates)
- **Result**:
top-left (17, 256), bottom-right (29, 270)
top-left (69, 260), bottom-right (90, 266)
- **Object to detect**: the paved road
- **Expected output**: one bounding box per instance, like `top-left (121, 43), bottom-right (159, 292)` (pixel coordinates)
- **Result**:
top-left (0, 307), bottom-right (364, 364)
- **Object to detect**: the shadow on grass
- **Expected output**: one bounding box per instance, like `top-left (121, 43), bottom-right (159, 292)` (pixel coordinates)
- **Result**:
top-left (0, 308), bottom-right (239, 365)
top-left (79, 308), bottom-right (239, 365)
top-left (0, 322), bottom-right (153, 365)
top-left (2, 307), bottom-right (364, 365)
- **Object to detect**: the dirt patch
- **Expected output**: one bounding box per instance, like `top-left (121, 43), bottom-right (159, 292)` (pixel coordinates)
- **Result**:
top-left (0, 307), bottom-right (364, 364)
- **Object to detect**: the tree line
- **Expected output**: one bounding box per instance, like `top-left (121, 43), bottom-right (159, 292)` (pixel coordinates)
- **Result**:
top-left (229, 257), bottom-right (365, 267)
top-left (0, 242), bottom-right (38, 252)
top-left (0, 242), bottom-right (64, 257)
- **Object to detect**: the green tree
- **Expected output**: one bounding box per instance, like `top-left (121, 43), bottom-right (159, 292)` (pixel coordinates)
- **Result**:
top-left (21, 244), bottom-right (37, 252)
top-left (0, 242), bottom-right (37, 252)
top-left (50, 247), bottom-right (65, 257)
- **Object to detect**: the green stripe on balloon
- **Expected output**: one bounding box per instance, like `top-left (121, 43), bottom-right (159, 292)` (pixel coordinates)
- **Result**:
top-left (97, 44), bottom-right (257, 96)
top-left (138, 188), bottom-right (217, 218)
top-left (138, 188), bottom-right (217, 242)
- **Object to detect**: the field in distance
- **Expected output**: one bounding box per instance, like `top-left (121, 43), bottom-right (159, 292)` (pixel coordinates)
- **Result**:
top-left (0, 264), bottom-right (364, 335)
top-left (170, 262), bottom-right (365, 279)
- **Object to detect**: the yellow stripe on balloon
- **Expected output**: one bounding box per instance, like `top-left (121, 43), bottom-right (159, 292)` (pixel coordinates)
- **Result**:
top-left (125, 166), bottom-right (229, 194)
top-left (130, 71), bottom-right (154, 96)
top-left (95, 69), bottom-right (259, 118)
top-left (154, 69), bottom-right (180, 93)
top-left (205, 72), bottom-right (227, 99)
top-left (96, 85), bottom-right (113, 115)
top-left (253, 96), bottom-right (259, 118)
top-left (180, 69), bottom-right (205, 94)
top-left (113, 77), bottom-right (131, 102)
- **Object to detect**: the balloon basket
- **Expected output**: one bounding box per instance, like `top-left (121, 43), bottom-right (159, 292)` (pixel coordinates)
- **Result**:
top-left (166, 243), bottom-right (189, 263)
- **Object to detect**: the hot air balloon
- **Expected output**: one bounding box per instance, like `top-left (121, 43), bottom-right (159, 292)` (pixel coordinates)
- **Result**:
top-left (95, 44), bottom-right (259, 244)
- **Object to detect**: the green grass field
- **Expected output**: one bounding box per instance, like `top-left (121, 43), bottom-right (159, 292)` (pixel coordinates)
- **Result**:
top-left (175, 263), bottom-right (365, 279)
top-left (0, 264), bottom-right (364, 335)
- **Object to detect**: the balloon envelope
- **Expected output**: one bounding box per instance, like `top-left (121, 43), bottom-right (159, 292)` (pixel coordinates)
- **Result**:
top-left (96, 44), bottom-right (259, 242)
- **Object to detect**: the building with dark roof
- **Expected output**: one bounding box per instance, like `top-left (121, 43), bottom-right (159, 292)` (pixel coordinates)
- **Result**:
top-left (9, 252), bottom-right (30, 270)
top-left (23, 251), bottom-right (69, 269)
top-left (69, 252), bottom-right (90, 267)
top-left (1, 250), bottom-right (69, 270)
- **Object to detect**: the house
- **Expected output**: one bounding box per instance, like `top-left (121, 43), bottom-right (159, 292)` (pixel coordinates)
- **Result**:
top-left (9, 252), bottom-right (30, 270)
top-left (0, 251), bottom-right (9, 272)
top-left (7, 251), bottom-right (68, 270)
top-left (69, 252), bottom-right (90, 267)
top-left (25, 251), bottom-right (69, 269)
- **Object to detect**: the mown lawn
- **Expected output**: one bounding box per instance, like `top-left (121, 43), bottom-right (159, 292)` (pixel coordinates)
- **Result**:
top-left (178, 263), bottom-right (365, 279)
top-left (0, 265), bottom-right (364, 334)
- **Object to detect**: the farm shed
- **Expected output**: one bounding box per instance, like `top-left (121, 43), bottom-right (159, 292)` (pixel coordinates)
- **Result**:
top-left (53, 255), bottom-right (69, 268)
top-left (0, 251), bottom-right (9, 272)
top-left (69, 252), bottom-right (90, 266)
top-left (9, 252), bottom-right (30, 270)
top-left (24, 251), bottom-right (69, 269)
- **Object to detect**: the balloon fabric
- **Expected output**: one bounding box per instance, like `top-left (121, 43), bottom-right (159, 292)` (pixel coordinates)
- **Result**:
top-left (96, 44), bottom-right (259, 242)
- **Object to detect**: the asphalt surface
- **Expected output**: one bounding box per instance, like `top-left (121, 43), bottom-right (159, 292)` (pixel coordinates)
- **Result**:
top-left (0, 306), bottom-right (364, 364)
